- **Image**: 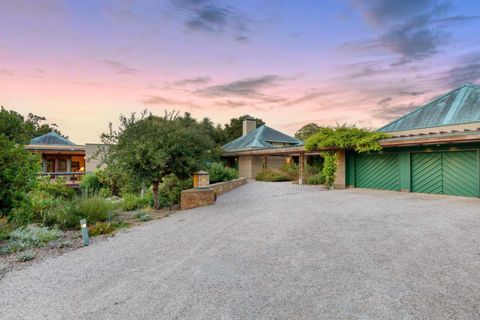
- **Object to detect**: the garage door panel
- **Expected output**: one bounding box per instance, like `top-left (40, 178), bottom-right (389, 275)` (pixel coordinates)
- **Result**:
top-left (411, 153), bottom-right (442, 194)
top-left (443, 151), bottom-right (479, 197)
top-left (356, 153), bottom-right (400, 191)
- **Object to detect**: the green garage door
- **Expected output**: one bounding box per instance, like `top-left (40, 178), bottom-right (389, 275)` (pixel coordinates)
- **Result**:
top-left (411, 151), bottom-right (479, 197)
top-left (355, 153), bottom-right (400, 191)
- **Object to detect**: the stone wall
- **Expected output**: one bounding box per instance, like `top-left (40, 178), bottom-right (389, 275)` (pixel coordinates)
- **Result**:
top-left (180, 178), bottom-right (248, 210)
top-left (180, 188), bottom-right (215, 210)
top-left (209, 178), bottom-right (248, 196)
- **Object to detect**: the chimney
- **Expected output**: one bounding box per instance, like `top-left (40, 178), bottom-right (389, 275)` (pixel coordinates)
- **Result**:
top-left (242, 116), bottom-right (257, 136)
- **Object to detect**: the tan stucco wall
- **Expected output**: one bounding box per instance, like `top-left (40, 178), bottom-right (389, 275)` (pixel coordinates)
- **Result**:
top-left (387, 122), bottom-right (480, 136)
top-left (238, 155), bottom-right (289, 179)
top-left (238, 156), bottom-right (253, 178)
top-left (334, 150), bottom-right (346, 189)
top-left (85, 144), bottom-right (108, 173)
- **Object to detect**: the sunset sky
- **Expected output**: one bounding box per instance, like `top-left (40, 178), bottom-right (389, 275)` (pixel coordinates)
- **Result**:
top-left (1, 0), bottom-right (480, 143)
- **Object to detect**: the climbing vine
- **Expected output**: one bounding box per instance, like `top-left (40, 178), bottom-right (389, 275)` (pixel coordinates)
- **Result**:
top-left (305, 125), bottom-right (390, 189)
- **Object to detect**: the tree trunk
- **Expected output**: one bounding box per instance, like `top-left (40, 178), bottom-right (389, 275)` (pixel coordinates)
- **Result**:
top-left (152, 182), bottom-right (160, 209)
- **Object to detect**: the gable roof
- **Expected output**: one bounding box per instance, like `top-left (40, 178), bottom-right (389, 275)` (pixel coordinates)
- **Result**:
top-left (222, 125), bottom-right (303, 152)
top-left (29, 132), bottom-right (76, 146)
top-left (379, 84), bottom-right (480, 132)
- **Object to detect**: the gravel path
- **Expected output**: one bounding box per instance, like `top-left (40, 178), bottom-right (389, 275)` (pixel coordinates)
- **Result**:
top-left (1, 182), bottom-right (480, 319)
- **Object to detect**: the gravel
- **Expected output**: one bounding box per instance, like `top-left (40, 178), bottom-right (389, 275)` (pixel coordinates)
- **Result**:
top-left (1, 182), bottom-right (480, 319)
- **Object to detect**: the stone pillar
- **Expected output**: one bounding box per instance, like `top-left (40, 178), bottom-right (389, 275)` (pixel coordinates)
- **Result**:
top-left (334, 150), bottom-right (346, 189)
top-left (298, 153), bottom-right (305, 185)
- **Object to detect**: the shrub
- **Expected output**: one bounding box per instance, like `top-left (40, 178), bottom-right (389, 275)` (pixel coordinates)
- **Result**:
top-left (306, 173), bottom-right (324, 185)
top-left (37, 177), bottom-right (75, 200)
top-left (255, 169), bottom-right (290, 182)
top-left (1, 226), bottom-right (63, 255)
top-left (134, 211), bottom-right (151, 222)
top-left (121, 193), bottom-right (149, 211)
top-left (280, 163), bottom-right (299, 181)
top-left (17, 251), bottom-right (36, 262)
top-left (88, 222), bottom-right (116, 236)
top-left (42, 203), bottom-right (79, 229)
top-left (10, 225), bottom-right (63, 245)
top-left (0, 225), bottom-right (12, 241)
top-left (75, 197), bottom-right (113, 223)
top-left (8, 203), bottom-right (34, 227)
top-left (80, 172), bottom-right (102, 196)
top-left (208, 162), bottom-right (239, 183)
top-left (158, 174), bottom-right (191, 207)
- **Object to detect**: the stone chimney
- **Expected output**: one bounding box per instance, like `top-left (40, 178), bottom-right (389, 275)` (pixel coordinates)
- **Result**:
top-left (242, 116), bottom-right (257, 136)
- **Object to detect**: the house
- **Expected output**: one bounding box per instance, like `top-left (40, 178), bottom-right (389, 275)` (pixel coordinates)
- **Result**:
top-left (345, 84), bottom-right (480, 197)
top-left (25, 132), bottom-right (104, 186)
top-left (222, 116), bottom-right (303, 178)
top-left (222, 84), bottom-right (480, 198)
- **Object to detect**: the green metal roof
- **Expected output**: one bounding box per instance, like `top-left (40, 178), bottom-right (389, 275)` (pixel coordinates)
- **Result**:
top-left (379, 84), bottom-right (480, 132)
top-left (222, 125), bottom-right (303, 152)
top-left (29, 132), bottom-right (76, 146)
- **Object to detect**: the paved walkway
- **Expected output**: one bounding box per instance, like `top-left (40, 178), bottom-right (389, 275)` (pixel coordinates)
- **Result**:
top-left (1, 182), bottom-right (480, 319)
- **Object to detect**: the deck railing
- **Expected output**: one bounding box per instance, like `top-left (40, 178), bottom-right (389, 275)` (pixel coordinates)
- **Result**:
top-left (39, 172), bottom-right (86, 184)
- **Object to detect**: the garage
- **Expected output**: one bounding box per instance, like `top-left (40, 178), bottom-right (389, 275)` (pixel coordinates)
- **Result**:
top-left (346, 84), bottom-right (480, 198)
top-left (355, 153), bottom-right (400, 191)
top-left (411, 151), bottom-right (479, 197)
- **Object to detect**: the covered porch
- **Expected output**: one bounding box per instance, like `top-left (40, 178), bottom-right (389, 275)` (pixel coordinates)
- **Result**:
top-left (224, 146), bottom-right (346, 188)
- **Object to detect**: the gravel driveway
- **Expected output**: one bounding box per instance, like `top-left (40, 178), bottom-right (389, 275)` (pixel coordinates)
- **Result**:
top-left (1, 181), bottom-right (480, 319)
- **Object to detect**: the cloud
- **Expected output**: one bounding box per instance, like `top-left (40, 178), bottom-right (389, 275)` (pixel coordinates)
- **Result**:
top-left (442, 52), bottom-right (480, 87)
top-left (102, 60), bottom-right (138, 75)
top-left (174, 76), bottom-right (211, 86)
top-left (171, 0), bottom-right (250, 41)
top-left (0, 69), bottom-right (13, 76)
top-left (141, 95), bottom-right (175, 105)
top-left (373, 103), bottom-right (418, 122)
top-left (198, 75), bottom-right (282, 97)
top-left (350, 0), bottom-right (480, 64)
top-left (399, 91), bottom-right (425, 96)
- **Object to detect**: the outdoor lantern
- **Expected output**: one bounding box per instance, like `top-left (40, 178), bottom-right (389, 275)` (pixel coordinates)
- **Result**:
top-left (193, 170), bottom-right (209, 189)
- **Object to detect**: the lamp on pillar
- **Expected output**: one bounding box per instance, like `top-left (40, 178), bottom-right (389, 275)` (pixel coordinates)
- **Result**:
top-left (193, 170), bottom-right (209, 189)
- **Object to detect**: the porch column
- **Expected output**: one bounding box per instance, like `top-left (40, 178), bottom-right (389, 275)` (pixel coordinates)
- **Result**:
top-left (67, 157), bottom-right (72, 172)
top-left (263, 156), bottom-right (268, 170)
top-left (42, 156), bottom-right (47, 173)
top-left (299, 152), bottom-right (305, 185)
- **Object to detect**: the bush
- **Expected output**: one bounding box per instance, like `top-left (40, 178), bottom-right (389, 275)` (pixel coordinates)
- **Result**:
top-left (121, 193), bottom-right (150, 211)
top-left (10, 225), bottom-right (63, 245)
top-left (76, 197), bottom-right (113, 223)
top-left (80, 172), bottom-right (102, 196)
top-left (306, 173), bottom-right (324, 185)
top-left (255, 169), bottom-right (290, 182)
top-left (42, 203), bottom-right (79, 229)
top-left (37, 177), bottom-right (75, 200)
top-left (158, 174), bottom-right (191, 207)
top-left (17, 251), bottom-right (36, 262)
top-left (134, 211), bottom-right (151, 222)
top-left (208, 162), bottom-right (239, 183)
top-left (1, 226), bottom-right (63, 255)
top-left (88, 222), bottom-right (116, 236)
top-left (8, 203), bottom-right (34, 227)
top-left (280, 163), bottom-right (299, 181)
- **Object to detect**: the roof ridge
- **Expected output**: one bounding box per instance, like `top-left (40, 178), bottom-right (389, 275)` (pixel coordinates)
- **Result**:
top-left (378, 84), bottom-right (475, 132)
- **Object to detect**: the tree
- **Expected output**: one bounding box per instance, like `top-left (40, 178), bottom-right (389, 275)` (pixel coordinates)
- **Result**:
top-left (0, 106), bottom-right (66, 143)
top-left (224, 115), bottom-right (264, 141)
top-left (0, 136), bottom-right (40, 219)
top-left (295, 123), bottom-right (322, 141)
top-left (102, 111), bottom-right (214, 209)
